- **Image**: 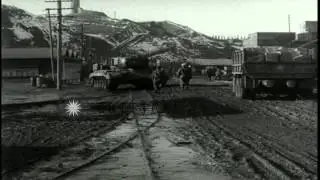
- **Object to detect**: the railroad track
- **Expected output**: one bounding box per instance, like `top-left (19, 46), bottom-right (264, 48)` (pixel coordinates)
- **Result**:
top-left (2, 90), bottom-right (163, 180)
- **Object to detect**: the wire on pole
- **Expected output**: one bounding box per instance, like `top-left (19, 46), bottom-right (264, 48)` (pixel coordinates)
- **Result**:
top-left (45, 0), bottom-right (73, 90)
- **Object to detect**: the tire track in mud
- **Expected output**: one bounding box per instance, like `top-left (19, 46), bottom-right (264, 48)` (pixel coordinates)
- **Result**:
top-left (150, 86), bottom-right (317, 180)
top-left (212, 117), bottom-right (315, 179)
top-left (206, 88), bottom-right (318, 175)
top-left (212, 87), bottom-right (316, 131)
top-left (190, 114), bottom-right (315, 180)
top-left (194, 116), bottom-right (294, 180)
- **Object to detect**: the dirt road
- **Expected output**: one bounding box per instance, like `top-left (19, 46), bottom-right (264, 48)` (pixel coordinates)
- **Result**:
top-left (2, 80), bottom-right (317, 180)
top-left (149, 85), bottom-right (318, 180)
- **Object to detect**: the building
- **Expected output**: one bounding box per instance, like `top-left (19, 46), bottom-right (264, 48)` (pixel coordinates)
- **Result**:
top-left (303, 21), bottom-right (317, 33)
top-left (297, 21), bottom-right (318, 42)
top-left (297, 32), bottom-right (318, 41)
top-left (2, 48), bottom-right (81, 79)
top-left (243, 32), bottom-right (296, 48)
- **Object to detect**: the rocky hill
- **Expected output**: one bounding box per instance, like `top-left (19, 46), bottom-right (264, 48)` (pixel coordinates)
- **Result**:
top-left (1, 4), bottom-right (238, 61)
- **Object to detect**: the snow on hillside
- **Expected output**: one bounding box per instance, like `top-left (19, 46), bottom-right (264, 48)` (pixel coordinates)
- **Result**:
top-left (11, 25), bottom-right (33, 40)
top-left (2, 4), bottom-right (241, 60)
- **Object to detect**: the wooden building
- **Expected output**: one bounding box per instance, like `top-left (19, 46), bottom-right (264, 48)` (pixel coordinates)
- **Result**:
top-left (2, 48), bottom-right (81, 79)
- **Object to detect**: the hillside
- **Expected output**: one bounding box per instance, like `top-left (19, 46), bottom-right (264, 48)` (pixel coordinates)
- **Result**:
top-left (1, 4), bottom-right (238, 61)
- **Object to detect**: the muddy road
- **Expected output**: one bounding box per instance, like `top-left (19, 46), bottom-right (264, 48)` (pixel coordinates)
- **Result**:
top-left (150, 85), bottom-right (318, 180)
top-left (2, 82), bottom-right (318, 180)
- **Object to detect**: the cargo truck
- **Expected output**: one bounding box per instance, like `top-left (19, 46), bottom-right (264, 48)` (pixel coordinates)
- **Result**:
top-left (232, 47), bottom-right (317, 99)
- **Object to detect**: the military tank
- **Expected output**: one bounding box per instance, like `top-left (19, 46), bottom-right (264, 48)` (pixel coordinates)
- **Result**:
top-left (89, 47), bottom-right (173, 91)
top-left (89, 56), bottom-right (154, 90)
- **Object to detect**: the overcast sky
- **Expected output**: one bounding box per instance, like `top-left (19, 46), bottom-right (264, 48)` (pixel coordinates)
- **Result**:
top-left (2, 0), bottom-right (317, 36)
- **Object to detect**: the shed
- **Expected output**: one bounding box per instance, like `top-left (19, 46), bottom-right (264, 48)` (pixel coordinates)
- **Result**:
top-left (1, 48), bottom-right (80, 79)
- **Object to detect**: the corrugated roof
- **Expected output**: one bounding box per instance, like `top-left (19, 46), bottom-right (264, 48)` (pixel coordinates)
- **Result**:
top-left (1, 48), bottom-right (68, 59)
top-left (189, 58), bottom-right (232, 66)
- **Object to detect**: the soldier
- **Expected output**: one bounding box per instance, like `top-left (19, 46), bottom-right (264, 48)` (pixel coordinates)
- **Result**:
top-left (177, 62), bottom-right (192, 90)
top-left (206, 66), bottom-right (214, 81)
top-left (80, 59), bottom-right (89, 83)
top-left (215, 66), bottom-right (221, 80)
top-left (152, 62), bottom-right (166, 93)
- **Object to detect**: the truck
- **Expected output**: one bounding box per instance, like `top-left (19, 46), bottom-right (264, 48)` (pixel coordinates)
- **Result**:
top-left (231, 47), bottom-right (317, 99)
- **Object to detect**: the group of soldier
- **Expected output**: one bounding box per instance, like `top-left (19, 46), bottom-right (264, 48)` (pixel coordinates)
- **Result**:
top-left (152, 61), bottom-right (193, 93)
top-left (201, 66), bottom-right (230, 81)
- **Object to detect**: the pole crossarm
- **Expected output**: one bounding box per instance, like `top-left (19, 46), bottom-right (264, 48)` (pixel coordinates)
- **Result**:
top-left (46, 8), bottom-right (74, 10)
top-left (46, 15), bottom-right (75, 18)
top-left (45, 0), bottom-right (72, 2)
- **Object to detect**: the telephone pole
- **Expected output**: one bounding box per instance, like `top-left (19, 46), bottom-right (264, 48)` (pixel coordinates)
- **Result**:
top-left (46, 8), bottom-right (55, 80)
top-left (288, 14), bottom-right (291, 32)
top-left (80, 23), bottom-right (84, 59)
top-left (45, 0), bottom-right (73, 90)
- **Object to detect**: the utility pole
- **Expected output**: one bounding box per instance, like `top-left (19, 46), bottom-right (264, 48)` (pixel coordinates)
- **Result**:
top-left (45, 0), bottom-right (73, 90)
top-left (288, 14), bottom-right (291, 32)
top-left (46, 8), bottom-right (55, 80)
top-left (80, 23), bottom-right (84, 59)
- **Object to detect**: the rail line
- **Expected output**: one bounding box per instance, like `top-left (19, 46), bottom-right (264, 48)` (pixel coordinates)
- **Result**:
top-left (3, 91), bottom-right (163, 180)
top-left (52, 114), bottom-right (162, 180)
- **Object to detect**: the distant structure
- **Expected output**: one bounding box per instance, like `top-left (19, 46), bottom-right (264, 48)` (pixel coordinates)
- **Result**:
top-left (212, 35), bottom-right (247, 41)
top-left (297, 21), bottom-right (318, 42)
top-left (71, 0), bottom-right (81, 14)
top-left (242, 32), bottom-right (296, 48)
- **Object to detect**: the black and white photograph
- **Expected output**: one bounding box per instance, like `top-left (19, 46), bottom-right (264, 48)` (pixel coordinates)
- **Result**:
top-left (1, 0), bottom-right (318, 179)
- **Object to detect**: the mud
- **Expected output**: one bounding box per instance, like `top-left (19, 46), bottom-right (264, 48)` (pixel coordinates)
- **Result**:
top-left (149, 85), bottom-right (318, 180)
top-left (2, 80), bottom-right (317, 180)
top-left (1, 92), bottom-right (132, 174)
top-left (145, 115), bottom-right (231, 180)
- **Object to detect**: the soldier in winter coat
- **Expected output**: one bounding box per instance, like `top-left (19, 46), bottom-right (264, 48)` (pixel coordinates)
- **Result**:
top-left (152, 63), bottom-right (167, 93)
top-left (177, 63), bottom-right (192, 90)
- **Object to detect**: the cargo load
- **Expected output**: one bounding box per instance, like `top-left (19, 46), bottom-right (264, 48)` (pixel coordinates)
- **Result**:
top-left (243, 48), bottom-right (266, 62)
top-left (264, 47), bottom-right (281, 62)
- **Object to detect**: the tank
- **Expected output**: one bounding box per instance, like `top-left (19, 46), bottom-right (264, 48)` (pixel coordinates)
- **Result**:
top-left (89, 50), bottom-right (170, 91)
top-left (89, 46), bottom-right (175, 90)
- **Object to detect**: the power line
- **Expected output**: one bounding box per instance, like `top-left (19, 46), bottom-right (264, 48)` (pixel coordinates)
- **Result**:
top-left (46, 8), bottom-right (55, 80)
top-left (45, 0), bottom-right (73, 90)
